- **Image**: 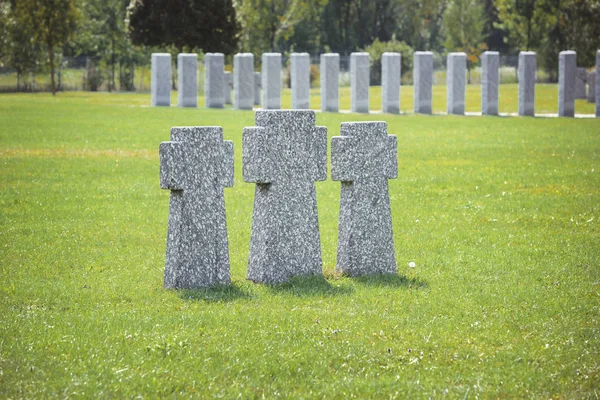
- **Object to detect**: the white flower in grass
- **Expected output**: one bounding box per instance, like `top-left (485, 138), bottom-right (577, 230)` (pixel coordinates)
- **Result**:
top-left (408, 262), bottom-right (416, 269)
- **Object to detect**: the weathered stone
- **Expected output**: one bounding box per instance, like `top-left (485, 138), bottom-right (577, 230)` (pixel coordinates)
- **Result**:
top-left (382, 52), bottom-right (400, 114)
top-left (224, 71), bottom-right (232, 105)
top-left (177, 53), bottom-right (198, 108)
top-left (597, 50), bottom-right (600, 117)
top-left (151, 53), bottom-right (171, 106)
top-left (320, 53), bottom-right (339, 112)
top-left (331, 122), bottom-right (397, 276)
top-left (234, 53), bottom-right (254, 110)
top-left (518, 51), bottom-right (536, 116)
top-left (254, 72), bottom-right (261, 106)
top-left (447, 52), bottom-right (466, 115)
top-left (351, 52), bottom-right (370, 113)
top-left (587, 71), bottom-right (596, 103)
top-left (413, 51), bottom-right (433, 114)
top-left (291, 53), bottom-right (310, 109)
top-left (243, 110), bottom-right (327, 283)
top-left (558, 50), bottom-right (576, 117)
top-left (262, 53), bottom-right (282, 109)
top-left (205, 53), bottom-right (224, 108)
top-left (481, 51), bottom-right (499, 115)
top-left (575, 67), bottom-right (587, 99)
top-left (159, 126), bottom-right (234, 289)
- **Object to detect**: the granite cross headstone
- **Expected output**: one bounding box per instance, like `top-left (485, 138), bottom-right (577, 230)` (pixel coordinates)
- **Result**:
top-left (254, 71), bottom-right (261, 106)
top-left (224, 71), bottom-right (232, 105)
top-left (575, 67), bottom-right (587, 99)
top-left (159, 126), bottom-right (234, 289)
top-left (243, 110), bottom-right (327, 283)
top-left (597, 50), bottom-right (600, 117)
top-left (320, 53), bottom-right (340, 112)
top-left (262, 53), bottom-right (282, 109)
top-left (234, 53), bottom-right (254, 110)
top-left (558, 50), bottom-right (576, 117)
top-left (291, 53), bottom-right (310, 109)
top-left (382, 52), bottom-right (401, 114)
top-left (205, 53), bottom-right (224, 108)
top-left (481, 51), bottom-right (499, 115)
top-left (331, 122), bottom-right (398, 276)
top-left (351, 52), bottom-right (370, 113)
top-left (151, 53), bottom-right (171, 106)
top-left (518, 51), bottom-right (536, 116)
top-left (587, 71), bottom-right (596, 103)
top-left (177, 53), bottom-right (198, 108)
top-left (414, 51), bottom-right (433, 114)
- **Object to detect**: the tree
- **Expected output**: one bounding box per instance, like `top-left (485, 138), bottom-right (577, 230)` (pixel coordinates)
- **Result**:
top-left (16, 0), bottom-right (79, 95)
top-left (496, 0), bottom-right (543, 52)
top-left (127, 0), bottom-right (239, 54)
top-left (443, 0), bottom-right (487, 83)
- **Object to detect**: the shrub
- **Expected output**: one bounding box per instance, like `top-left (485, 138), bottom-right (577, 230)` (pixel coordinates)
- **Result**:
top-left (363, 38), bottom-right (414, 85)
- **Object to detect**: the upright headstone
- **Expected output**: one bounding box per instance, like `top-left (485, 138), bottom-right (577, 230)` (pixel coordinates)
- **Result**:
top-left (254, 72), bottom-right (261, 106)
top-left (243, 110), bottom-right (327, 283)
top-left (151, 53), bottom-right (171, 106)
top-left (587, 72), bottom-right (596, 103)
top-left (331, 122), bottom-right (397, 276)
top-left (224, 71), bottom-right (232, 105)
top-left (291, 53), bottom-right (310, 109)
top-left (558, 50), bottom-right (576, 117)
top-left (205, 53), bottom-right (224, 108)
top-left (413, 51), bottom-right (433, 114)
top-left (262, 53), bottom-right (282, 109)
top-left (575, 67), bottom-right (587, 99)
top-left (382, 52), bottom-right (401, 114)
top-left (518, 51), bottom-right (536, 116)
top-left (234, 53), bottom-right (254, 110)
top-left (159, 126), bottom-right (234, 288)
top-left (351, 52), bottom-right (370, 113)
top-left (481, 51), bottom-right (499, 115)
top-left (596, 50), bottom-right (600, 117)
top-left (320, 53), bottom-right (340, 112)
top-left (177, 53), bottom-right (197, 107)
top-left (447, 52), bottom-right (466, 115)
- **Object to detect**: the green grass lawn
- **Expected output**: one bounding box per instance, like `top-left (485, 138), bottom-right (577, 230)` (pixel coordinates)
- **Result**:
top-left (1, 92), bottom-right (599, 398)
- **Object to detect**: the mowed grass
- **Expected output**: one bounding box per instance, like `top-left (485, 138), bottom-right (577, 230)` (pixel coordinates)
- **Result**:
top-left (0, 91), bottom-right (599, 398)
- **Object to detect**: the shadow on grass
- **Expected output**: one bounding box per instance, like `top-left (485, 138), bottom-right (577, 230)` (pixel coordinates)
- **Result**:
top-left (178, 283), bottom-right (253, 303)
top-left (351, 273), bottom-right (428, 289)
top-left (266, 274), bottom-right (354, 298)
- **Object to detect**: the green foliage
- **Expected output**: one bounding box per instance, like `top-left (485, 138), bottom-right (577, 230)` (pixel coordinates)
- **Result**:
top-left (363, 38), bottom-right (414, 85)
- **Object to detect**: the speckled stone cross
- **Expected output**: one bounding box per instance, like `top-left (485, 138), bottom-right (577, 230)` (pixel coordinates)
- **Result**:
top-left (243, 110), bottom-right (327, 284)
top-left (331, 122), bottom-right (398, 276)
top-left (160, 126), bottom-right (234, 289)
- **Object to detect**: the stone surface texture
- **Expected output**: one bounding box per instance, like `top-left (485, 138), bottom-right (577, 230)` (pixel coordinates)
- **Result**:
top-left (320, 53), bottom-right (340, 112)
top-left (575, 67), bottom-right (587, 99)
top-left (177, 53), bottom-right (198, 107)
top-left (224, 71), bottom-right (232, 104)
top-left (382, 52), bottom-right (401, 114)
top-left (481, 51), bottom-right (499, 115)
top-left (204, 53), bottom-right (224, 108)
top-left (597, 50), bottom-right (600, 117)
top-left (518, 51), bottom-right (536, 116)
top-left (350, 52), bottom-right (370, 113)
top-left (254, 72), bottom-right (261, 106)
top-left (331, 122), bottom-right (398, 276)
top-left (291, 53), bottom-right (310, 109)
top-left (151, 53), bottom-right (171, 106)
top-left (234, 53), bottom-right (254, 110)
top-left (262, 53), bottom-right (282, 109)
top-left (558, 50), bottom-right (576, 117)
top-left (447, 52), bottom-right (466, 115)
top-left (413, 51), bottom-right (433, 114)
top-left (242, 110), bottom-right (327, 284)
top-left (587, 72), bottom-right (596, 103)
top-left (159, 126), bottom-right (234, 289)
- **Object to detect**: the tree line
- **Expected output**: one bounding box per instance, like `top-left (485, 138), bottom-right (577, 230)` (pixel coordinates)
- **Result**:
top-left (1, 0), bottom-right (598, 94)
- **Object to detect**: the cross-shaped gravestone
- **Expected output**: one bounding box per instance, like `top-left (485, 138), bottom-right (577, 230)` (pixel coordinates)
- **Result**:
top-left (331, 122), bottom-right (398, 276)
top-left (243, 110), bottom-right (327, 284)
top-left (160, 126), bottom-right (234, 289)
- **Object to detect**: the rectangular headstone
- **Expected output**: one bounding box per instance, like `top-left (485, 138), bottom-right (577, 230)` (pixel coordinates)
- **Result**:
top-left (151, 53), bottom-right (171, 106)
top-left (331, 122), bottom-right (397, 275)
top-left (177, 53), bottom-right (198, 107)
top-left (481, 51), bottom-right (499, 115)
top-left (159, 126), bottom-right (234, 288)
top-left (518, 51), bottom-right (536, 116)
top-left (205, 53), bottom-right (224, 108)
top-left (243, 110), bottom-right (327, 283)
top-left (224, 71), bottom-right (232, 105)
top-left (597, 50), bottom-right (600, 117)
top-left (351, 52), bottom-right (370, 113)
top-left (587, 71), bottom-right (596, 103)
top-left (558, 50), bottom-right (576, 117)
top-left (413, 51), bottom-right (433, 114)
top-left (320, 53), bottom-right (339, 112)
top-left (447, 52), bottom-right (466, 115)
top-left (262, 53), bottom-right (282, 109)
top-left (382, 52), bottom-right (400, 114)
top-left (575, 67), bottom-right (587, 99)
top-left (234, 53), bottom-right (254, 110)
top-left (254, 71), bottom-right (261, 106)
top-left (291, 53), bottom-right (310, 109)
